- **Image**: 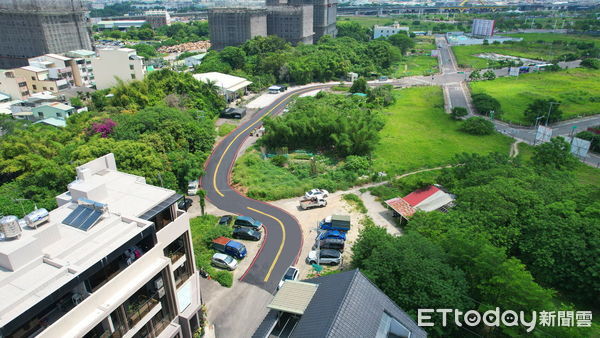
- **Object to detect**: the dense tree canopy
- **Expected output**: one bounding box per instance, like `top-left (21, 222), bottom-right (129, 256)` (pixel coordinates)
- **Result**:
top-left (260, 93), bottom-right (384, 156)
top-left (336, 22), bottom-right (372, 42)
top-left (524, 99), bottom-right (563, 124)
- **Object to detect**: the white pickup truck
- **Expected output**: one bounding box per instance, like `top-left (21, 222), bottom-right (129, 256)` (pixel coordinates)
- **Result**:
top-left (300, 197), bottom-right (327, 210)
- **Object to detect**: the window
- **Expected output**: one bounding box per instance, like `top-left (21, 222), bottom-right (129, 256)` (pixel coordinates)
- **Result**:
top-left (131, 74), bottom-right (136, 79)
top-left (38, 112), bottom-right (44, 118)
top-left (32, 76), bottom-right (36, 80)
top-left (50, 87), bottom-right (54, 90)
top-left (376, 312), bottom-right (411, 338)
top-left (129, 64), bottom-right (134, 70)
top-left (32, 85), bottom-right (37, 90)
top-left (43, 87), bottom-right (47, 90)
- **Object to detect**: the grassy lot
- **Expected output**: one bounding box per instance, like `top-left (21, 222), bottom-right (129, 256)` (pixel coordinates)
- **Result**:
top-left (393, 55), bottom-right (438, 77)
top-left (452, 33), bottom-right (600, 69)
top-left (470, 68), bottom-right (600, 124)
top-left (338, 16), bottom-right (464, 32)
top-left (372, 86), bottom-right (513, 174)
top-left (218, 123), bottom-right (237, 137)
top-left (190, 215), bottom-right (234, 287)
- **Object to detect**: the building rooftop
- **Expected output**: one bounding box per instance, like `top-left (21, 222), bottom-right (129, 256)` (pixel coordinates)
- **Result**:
top-left (44, 53), bottom-right (72, 62)
top-left (67, 50), bottom-right (96, 57)
top-left (193, 72), bottom-right (252, 92)
top-left (0, 154), bottom-right (176, 327)
top-left (267, 281), bottom-right (318, 315)
top-left (20, 66), bottom-right (47, 73)
top-left (33, 117), bottom-right (67, 127)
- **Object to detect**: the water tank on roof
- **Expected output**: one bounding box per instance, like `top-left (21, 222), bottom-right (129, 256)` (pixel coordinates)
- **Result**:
top-left (0, 215), bottom-right (22, 240)
top-left (24, 208), bottom-right (49, 229)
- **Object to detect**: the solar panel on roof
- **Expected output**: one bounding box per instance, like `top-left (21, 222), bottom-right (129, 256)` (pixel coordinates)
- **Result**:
top-left (70, 207), bottom-right (94, 227)
top-left (78, 210), bottom-right (103, 231)
top-left (62, 205), bottom-right (87, 225)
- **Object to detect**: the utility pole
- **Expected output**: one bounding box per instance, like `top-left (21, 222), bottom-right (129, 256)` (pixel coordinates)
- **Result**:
top-left (545, 102), bottom-right (558, 126)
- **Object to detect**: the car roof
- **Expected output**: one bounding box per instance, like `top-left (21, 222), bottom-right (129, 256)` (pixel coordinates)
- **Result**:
top-left (321, 249), bottom-right (341, 256)
top-left (213, 252), bottom-right (230, 260)
top-left (236, 215), bottom-right (255, 222)
top-left (321, 238), bottom-right (344, 243)
top-left (234, 227), bottom-right (254, 233)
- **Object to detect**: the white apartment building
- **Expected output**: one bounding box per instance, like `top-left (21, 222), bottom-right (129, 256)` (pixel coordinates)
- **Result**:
top-left (373, 22), bottom-right (409, 39)
top-left (0, 153), bottom-right (203, 338)
top-left (66, 50), bottom-right (97, 88)
top-left (92, 49), bottom-right (146, 90)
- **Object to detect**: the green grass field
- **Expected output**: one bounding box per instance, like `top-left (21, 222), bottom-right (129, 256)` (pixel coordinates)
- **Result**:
top-left (470, 68), bottom-right (600, 124)
top-left (452, 33), bottom-right (600, 69)
top-left (372, 86), bottom-right (513, 174)
top-left (218, 123), bottom-right (237, 137)
top-left (393, 55), bottom-right (439, 77)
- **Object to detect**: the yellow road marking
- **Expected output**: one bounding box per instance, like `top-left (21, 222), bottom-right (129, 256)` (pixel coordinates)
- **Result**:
top-left (212, 86), bottom-right (324, 197)
top-left (247, 206), bottom-right (286, 282)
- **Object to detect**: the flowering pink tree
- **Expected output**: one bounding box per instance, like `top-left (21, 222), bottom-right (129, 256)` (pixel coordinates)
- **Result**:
top-left (90, 118), bottom-right (116, 138)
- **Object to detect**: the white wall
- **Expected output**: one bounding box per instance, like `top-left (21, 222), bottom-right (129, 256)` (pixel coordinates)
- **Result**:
top-left (92, 49), bottom-right (145, 90)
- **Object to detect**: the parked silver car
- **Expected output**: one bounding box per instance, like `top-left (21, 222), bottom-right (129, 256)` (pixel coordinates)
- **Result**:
top-left (306, 249), bottom-right (342, 265)
top-left (211, 253), bottom-right (238, 270)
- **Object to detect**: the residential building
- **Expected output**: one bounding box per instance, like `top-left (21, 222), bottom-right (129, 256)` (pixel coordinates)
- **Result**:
top-left (253, 269), bottom-right (427, 337)
top-left (184, 54), bottom-right (207, 68)
top-left (193, 72), bottom-right (252, 102)
top-left (96, 20), bottom-right (147, 31)
top-left (373, 22), bottom-right (410, 39)
top-left (0, 153), bottom-right (203, 338)
top-left (28, 54), bottom-right (77, 88)
top-left (31, 102), bottom-right (76, 120)
top-left (0, 0), bottom-right (93, 69)
top-left (92, 48), bottom-right (146, 90)
top-left (267, 5), bottom-right (314, 45)
top-left (208, 9), bottom-right (268, 51)
top-left (472, 19), bottom-right (495, 38)
top-left (13, 66), bottom-right (69, 93)
top-left (65, 50), bottom-right (97, 87)
top-left (0, 69), bottom-right (30, 100)
top-left (146, 10), bottom-right (172, 29)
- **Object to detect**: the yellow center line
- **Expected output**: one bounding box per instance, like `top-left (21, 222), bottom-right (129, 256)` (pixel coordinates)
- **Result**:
top-left (247, 206), bottom-right (286, 282)
top-left (212, 86), bottom-right (325, 197)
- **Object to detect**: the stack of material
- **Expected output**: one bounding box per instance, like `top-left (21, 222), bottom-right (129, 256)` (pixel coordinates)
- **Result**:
top-left (158, 40), bottom-right (212, 53)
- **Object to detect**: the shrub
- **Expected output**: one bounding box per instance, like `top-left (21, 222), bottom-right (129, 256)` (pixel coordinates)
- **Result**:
top-left (270, 155), bottom-right (288, 167)
top-left (460, 117), bottom-right (495, 135)
top-left (482, 70), bottom-right (496, 81)
top-left (471, 93), bottom-right (501, 116)
top-left (343, 155), bottom-right (370, 175)
top-left (212, 270), bottom-right (233, 288)
top-left (450, 107), bottom-right (468, 120)
top-left (581, 58), bottom-right (600, 69)
top-left (342, 193), bottom-right (368, 213)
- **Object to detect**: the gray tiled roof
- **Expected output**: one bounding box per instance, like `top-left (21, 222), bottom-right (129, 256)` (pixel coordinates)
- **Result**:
top-left (253, 269), bottom-right (427, 338)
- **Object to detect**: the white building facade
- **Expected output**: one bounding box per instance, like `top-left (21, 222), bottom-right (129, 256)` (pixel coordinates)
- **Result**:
top-left (92, 48), bottom-right (146, 90)
top-left (0, 153), bottom-right (204, 338)
top-left (373, 23), bottom-right (409, 39)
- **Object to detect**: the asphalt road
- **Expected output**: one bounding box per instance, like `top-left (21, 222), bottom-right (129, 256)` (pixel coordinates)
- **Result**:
top-left (201, 85), bottom-right (330, 292)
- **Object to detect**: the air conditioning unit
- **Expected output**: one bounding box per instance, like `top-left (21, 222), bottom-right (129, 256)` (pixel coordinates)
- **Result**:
top-left (154, 278), bottom-right (164, 290)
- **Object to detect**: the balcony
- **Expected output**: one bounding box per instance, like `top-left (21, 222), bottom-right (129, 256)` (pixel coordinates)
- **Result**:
top-left (126, 292), bottom-right (160, 328)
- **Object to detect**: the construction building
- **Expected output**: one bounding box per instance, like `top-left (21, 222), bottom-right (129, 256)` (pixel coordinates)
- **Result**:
top-left (208, 8), bottom-right (268, 51)
top-left (471, 19), bottom-right (495, 38)
top-left (145, 10), bottom-right (172, 29)
top-left (208, 0), bottom-right (336, 50)
top-left (0, 0), bottom-right (93, 69)
top-left (0, 153), bottom-right (204, 338)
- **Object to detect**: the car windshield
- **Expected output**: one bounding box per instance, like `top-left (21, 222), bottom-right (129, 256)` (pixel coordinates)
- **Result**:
top-left (223, 256), bottom-right (233, 264)
top-left (284, 269), bottom-right (296, 279)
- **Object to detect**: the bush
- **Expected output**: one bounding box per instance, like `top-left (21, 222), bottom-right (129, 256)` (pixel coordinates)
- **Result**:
top-left (581, 58), bottom-right (600, 69)
top-left (212, 270), bottom-right (233, 288)
top-left (450, 107), bottom-right (468, 120)
top-left (460, 117), bottom-right (495, 135)
top-left (471, 93), bottom-right (501, 116)
top-left (270, 155), bottom-right (288, 167)
top-left (343, 155), bottom-right (370, 175)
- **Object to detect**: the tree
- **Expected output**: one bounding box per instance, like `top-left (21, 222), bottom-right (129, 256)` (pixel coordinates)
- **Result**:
top-left (482, 69), bottom-right (496, 80)
top-left (580, 58), bottom-right (600, 69)
top-left (450, 107), bottom-right (468, 120)
top-left (471, 93), bottom-right (501, 116)
top-left (523, 99), bottom-right (563, 125)
top-left (469, 70), bottom-right (481, 81)
top-left (131, 43), bottom-right (158, 59)
top-left (460, 117), bottom-right (495, 135)
top-left (219, 46), bottom-right (246, 69)
top-left (367, 84), bottom-right (395, 106)
top-left (388, 33), bottom-right (415, 55)
top-left (349, 77), bottom-right (368, 94)
top-left (532, 137), bottom-right (577, 170)
top-left (197, 189), bottom-right (206, 215)
top-left (336, 22), bottom-right (371, 42)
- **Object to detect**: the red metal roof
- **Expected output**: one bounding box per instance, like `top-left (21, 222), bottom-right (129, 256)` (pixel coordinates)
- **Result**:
top-left (384, 197), bottom-right (416, 218)
top-left (212, 236), bottom-right (230, 245)
top-left (402, 185), bottom-right (440, 207)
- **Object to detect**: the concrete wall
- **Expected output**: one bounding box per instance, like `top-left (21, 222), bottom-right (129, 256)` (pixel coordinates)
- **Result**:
top-left (92, 49), bottom-right (145, 90)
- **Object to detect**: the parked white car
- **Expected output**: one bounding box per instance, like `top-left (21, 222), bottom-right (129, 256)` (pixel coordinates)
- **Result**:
top-left (187, 180), bottom-right (199, 195)
top-left (211, 253), bottom-right (238, 270)
top-left (305, 189), bottom-right (329, 199)
top-left (278, 266), bottom-right (299, 289)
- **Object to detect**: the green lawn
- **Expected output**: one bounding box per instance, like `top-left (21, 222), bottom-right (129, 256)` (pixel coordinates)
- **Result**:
top-left (452, 33), bottom-right (600, 69)
top-left (218, 123), bottom-right (237, 137)
top-left (470, 68), bottom-right (600, 124)
top-left (393, 55), bottom-right (439, 77)
top-left (372, 86), bottom-right (513, 174)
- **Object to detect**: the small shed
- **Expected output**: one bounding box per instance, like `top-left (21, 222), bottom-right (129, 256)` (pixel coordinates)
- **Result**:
top-left (385, 185), bottom-right (455, 223)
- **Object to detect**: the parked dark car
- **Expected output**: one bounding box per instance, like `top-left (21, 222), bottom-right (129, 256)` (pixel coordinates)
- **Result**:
top-left (234, 216), bottom-right (263, 231)
top-left (232, 227), bottom-right (262, 241)
top-left (313, 238), bottom-right (345, 251)
top-left (177, 198), bottom-right (193, 211)
top-left (220, 107), bottom-right (246, 119)
top-left (218, 215), bottom-right (234, 226)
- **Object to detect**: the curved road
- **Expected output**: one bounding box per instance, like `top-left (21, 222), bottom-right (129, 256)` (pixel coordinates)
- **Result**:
top-left (201, 85), bottom-right (330, 292)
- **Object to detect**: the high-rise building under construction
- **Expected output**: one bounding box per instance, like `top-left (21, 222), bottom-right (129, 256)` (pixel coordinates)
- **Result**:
top-left (0, 0), bottom-right (93, 68)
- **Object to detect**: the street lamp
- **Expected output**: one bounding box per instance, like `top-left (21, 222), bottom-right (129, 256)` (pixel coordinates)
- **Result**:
top-left (545, 102), bottom-right (559, 126)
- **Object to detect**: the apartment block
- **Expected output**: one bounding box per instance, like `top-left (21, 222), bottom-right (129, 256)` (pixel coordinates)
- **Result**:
top-left (145, 10), bottom-right (172, 29)
top-left (91, 48), bottom-right (146, 90)
top-left (0, 0), bottom-right (93, 69)
top-left (208, 9), bottom-right (268, 51)
top-left (28, 54), bottom-right (77, 88)
top-left (0, 153), bottom-right (203, 338)
top-left (0, 69), bottom-right (30, 100)
top-left (65, 50), bottom-right (97, 88)
top-left (13, 66), bottom-right (69, 94)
